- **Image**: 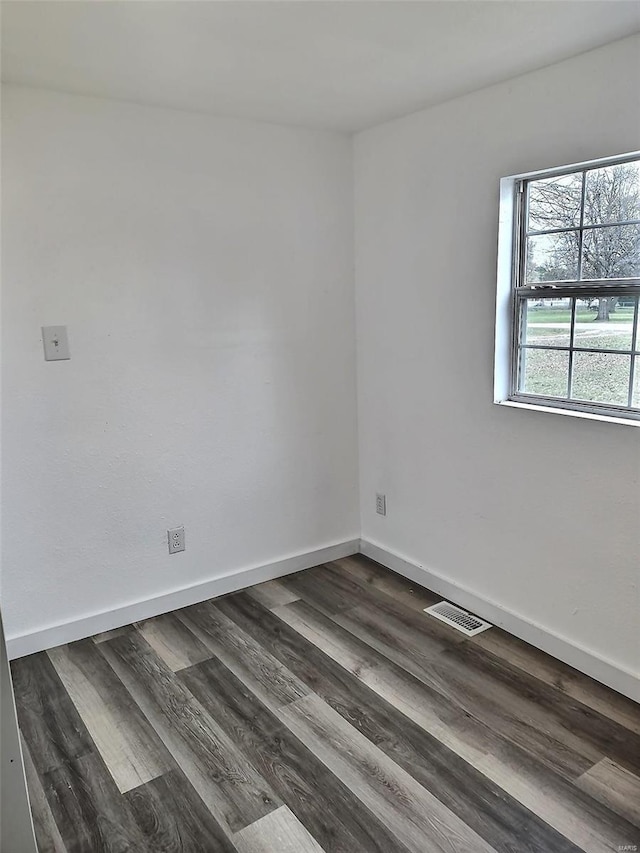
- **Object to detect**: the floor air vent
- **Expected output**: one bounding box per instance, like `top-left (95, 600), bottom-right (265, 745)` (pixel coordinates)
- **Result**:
top-left (424, 601), bottom-right (492, 636)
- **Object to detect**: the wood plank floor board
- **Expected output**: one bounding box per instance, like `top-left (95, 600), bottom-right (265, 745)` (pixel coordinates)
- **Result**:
top-left (319, 601), bottom-right (600, 781)
top-left (217, 597), bottom-right (586, 853)
top-left (47, 640), bottom-right (172, 792)
top-left (278, 566), bottom-right (361, 617)
top-left (233, 806), bottom-right (326, 853)
top-left (278, 694), bottom-right (498, 853)
top-left (317, 561), bottom-right (411, 610)
top-left (176, 600), bottom-right (310, 710)
top-left (11, 652), bottom-right (95, 775)
top-left (576, 758), bottom-right (640, 827)
top-left (21, 735), bottom-right (68, 853)
top-left (397, 644), bottom-right (602, 781)
top-left (330, 597), bottom-right (461, 675)
top-left (323, 562), bottom-right (468, 648)
top-left (337, 558), bottom-right (639, 741)
top-left (471, 627), bottom-right (640, 736)
top-left (274, 595), bottom-right (593, 783)
top-left (180, 656), bottom-right (413, 853)
top-left (262, 594), bottom-right (638, 853)
top-left (42, 749), bottom-right (148, 853)
top-left (215, 593), bottom-right (387, 745)
top-left (124, 769), bottom-right (237, 852)
top-left (246, 579), bottom-right (301, 610)
top-left (92, 626), bottom-right (134, 645)
top-left (136, 612), bottom-right (213, 672)
top-left (285, 563), bottom-right (466, 653)
top-left (13, 555), bottom-right (638, 853)
top-left (372, 719), bottom-right (586, 853)
top-left (320, 560), bottom-right (444, 622)
top-left (10, 653), bottom-right (147, 851)
top-left (178, 657), bottom-right (289, 746)
top-left (357, 662), bottom-right (639, 853)
top-left (270, 598), bottom-right (389, 677)
top-left (330, 555), bottom-right (441, 612)
top-left (443, 641), bottom-right (640, 776)
top-left (98, 631), bottom-right (279, 833)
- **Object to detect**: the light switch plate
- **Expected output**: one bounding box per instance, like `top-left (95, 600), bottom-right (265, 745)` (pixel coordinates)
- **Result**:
top-left (42, 326), bottom-right (70, 361)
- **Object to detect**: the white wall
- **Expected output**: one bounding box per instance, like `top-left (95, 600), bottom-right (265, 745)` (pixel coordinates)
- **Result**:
top-left (1, 85), bottom-right (359, 644)
top-left (355, 36), bottom-right (640, 681)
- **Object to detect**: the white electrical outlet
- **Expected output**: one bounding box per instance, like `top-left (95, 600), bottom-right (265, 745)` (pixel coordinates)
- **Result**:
top-left (168, 526), bottom-right (185, 554)
top-left (376, 493), bottom-right (386, 516)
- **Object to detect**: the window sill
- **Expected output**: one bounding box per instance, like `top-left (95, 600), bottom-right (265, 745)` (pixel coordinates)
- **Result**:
top-left (495, 398), bottom-right (640, 427)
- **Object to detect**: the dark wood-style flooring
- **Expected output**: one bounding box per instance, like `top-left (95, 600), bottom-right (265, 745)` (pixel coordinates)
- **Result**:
top-left (11, 555), bottom-right (640, 853)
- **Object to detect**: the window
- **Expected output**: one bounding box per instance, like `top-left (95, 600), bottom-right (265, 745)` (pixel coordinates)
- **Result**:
top-left (495, 152), bottom-right (640, 424)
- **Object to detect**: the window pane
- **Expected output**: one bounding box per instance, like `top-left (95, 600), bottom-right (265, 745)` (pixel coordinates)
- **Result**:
top-left (584, 161), bottom-right (640, 225)
top-left (522, 297), bottom-right (571, 346)
top-left (633, 363), bottom-right (640, 409)
top-left (527, 172), bottom-right (582, 232)
top-left (581, 224), bottom-right (640, 279)
top-left (571, 352), bottom-right (630, 406)
top-left (526, 232), bottom-right (579, 282)
top-left (520, 348), bottom-right (569, 397)
top-left (573, 298), bottom-right (636, 350)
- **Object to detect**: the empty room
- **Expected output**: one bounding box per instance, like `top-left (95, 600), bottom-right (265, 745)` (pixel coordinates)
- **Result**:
top-left (1, 2), bottom-right (639, 852)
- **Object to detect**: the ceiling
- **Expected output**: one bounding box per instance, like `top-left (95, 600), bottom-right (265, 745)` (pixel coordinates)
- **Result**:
top-left (2, 1), bottom-right (640, 133)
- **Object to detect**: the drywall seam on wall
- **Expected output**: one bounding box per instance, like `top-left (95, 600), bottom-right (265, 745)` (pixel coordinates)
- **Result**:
top-left (361, 539), bottom-right (640, 703)
top-left (6, 539), bottom-right (360, 659)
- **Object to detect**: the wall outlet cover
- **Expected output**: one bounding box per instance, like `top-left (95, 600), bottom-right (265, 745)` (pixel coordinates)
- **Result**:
top-left (168, 526), bottom-right (185, 554)
top-left (376, 493), bottom-right (386, 516)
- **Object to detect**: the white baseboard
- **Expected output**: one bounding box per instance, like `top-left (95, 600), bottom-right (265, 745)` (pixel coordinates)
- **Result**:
top-left (6, 539), bottom-right (360, 660)
top-left (8, 534), bottom-right (638, 704)
top-left (360, 538), bottom-right (640, 704)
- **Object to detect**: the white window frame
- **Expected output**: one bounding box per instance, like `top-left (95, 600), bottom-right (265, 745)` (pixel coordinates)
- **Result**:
top-left (494, 150), bottom-right (640, 427)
